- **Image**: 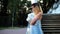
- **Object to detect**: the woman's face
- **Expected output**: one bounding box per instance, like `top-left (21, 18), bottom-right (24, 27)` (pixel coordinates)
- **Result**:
top-left (32, 6), bottom-right (40, 12)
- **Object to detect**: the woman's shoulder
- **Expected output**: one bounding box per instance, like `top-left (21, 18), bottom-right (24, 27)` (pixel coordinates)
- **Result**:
top-left (28, 13), bottom-right (34, 16)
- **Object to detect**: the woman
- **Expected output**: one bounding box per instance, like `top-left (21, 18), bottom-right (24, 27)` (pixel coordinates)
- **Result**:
top-left (26, 1), bottom-right (44, 34)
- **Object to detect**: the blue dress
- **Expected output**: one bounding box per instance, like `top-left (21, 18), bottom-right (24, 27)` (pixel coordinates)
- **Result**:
top-left (26, 13), bottom-right (43, 34)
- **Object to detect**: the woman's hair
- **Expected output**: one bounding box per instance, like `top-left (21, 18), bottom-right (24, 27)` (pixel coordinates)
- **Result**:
top-left (31, 3), bottom-right (40, 7)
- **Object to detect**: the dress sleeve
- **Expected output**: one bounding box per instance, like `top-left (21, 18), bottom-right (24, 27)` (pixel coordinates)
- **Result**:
top-left (26, 14), bottom-right (32, 23)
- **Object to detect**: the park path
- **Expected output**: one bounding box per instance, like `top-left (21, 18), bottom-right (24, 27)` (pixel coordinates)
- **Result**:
top-left (0, 28), bottom-right (27, 34)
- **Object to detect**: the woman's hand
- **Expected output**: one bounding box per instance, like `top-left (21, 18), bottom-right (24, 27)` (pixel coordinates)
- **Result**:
top-left (34, 12), bottom-right (43, 20)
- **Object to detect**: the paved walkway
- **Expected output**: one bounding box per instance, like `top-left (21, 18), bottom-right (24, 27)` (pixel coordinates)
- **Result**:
top-left (0, 28), bottom-right (27, 34)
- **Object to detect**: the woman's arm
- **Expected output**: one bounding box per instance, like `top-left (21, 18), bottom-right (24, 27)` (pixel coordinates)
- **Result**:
top-left (30, 12), bottom-right (42, 25)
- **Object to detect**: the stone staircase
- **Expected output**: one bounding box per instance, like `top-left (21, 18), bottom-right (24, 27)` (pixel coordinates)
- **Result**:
top-left (42, 14), bottom-right (60, 34)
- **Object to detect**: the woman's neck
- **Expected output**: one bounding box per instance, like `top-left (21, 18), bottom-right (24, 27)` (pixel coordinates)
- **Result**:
top-left (33, 11), bottom-right (40, 15)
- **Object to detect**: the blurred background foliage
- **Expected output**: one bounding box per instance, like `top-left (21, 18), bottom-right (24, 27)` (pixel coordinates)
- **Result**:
top-left (0, 0), bottom-right (56, 27)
